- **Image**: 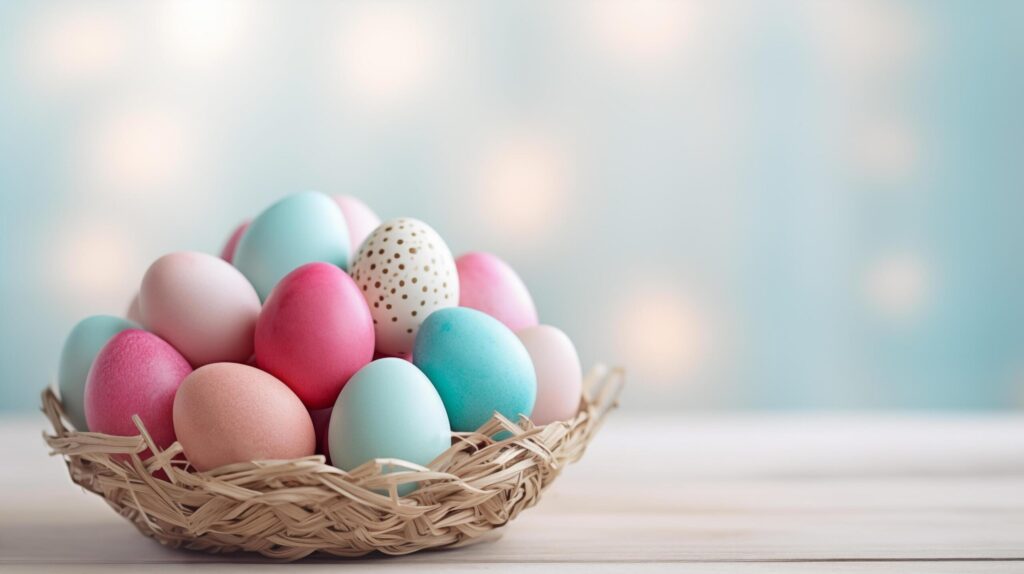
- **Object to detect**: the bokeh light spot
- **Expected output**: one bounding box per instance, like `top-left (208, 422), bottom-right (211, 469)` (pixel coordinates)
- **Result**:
top-left (336, 3), bottom-right (441, 105)
top-left (475, 131), bottom-right (571, 242)
top-left (615, 283), bottom-right (711, 384)
top-left (82, 106), bottom-right (191, 192)
top-left (157, 0), bottom-right (252, 68)
top-left (25, 7), bottom-right (126, 88)
top-left (864, 253), bottom-right (931, 320)
top-left (586, 0), bottom-right (695, 66)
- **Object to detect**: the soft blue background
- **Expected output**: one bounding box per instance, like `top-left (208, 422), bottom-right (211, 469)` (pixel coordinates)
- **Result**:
top-left (2, 0), bottom-right (1023, 412)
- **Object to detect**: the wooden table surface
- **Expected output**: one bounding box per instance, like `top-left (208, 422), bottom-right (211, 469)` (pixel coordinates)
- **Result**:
top-left (3, 412), bottom-right (1024, 572)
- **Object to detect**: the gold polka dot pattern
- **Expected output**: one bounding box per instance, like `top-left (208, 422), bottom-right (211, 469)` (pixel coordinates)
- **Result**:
top-left (350, 218), bottom-right (459, 357)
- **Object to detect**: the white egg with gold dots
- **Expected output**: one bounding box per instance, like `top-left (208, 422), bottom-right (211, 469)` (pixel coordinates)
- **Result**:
top-left (350, 218), bottom-right (459, 357)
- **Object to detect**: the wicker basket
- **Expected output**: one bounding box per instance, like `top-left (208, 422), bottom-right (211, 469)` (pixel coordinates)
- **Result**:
top-left (42, 365), bottom-right (623, 560)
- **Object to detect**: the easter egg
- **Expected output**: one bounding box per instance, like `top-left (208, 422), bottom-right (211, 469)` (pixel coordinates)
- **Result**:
top-left (329, 358), bottom-right (450, 491)
top-left (173, 363), bottom-right (315, 471)
top-left (516, 325), bottom-right (582, 424)
top-left (126, 294), bottom-right (143, 324)
top-left (350, 218), bottom-right (458, 357)
top-left (413, 307), bottom-right (536, 432)
top-left (332, 195), bottom-right (381, 252)
top-left (233, 191), bottom-right (350, 300)
top-left (57, 315), bottom-right (139, 431)
top-left (139, 252), bottom-right (261, 367)
top-left (456, 252), bottom-right (538, 332)
top-left (219, 220), bottom-right (249, 264)
top-left (85, 330), bottom-right (192, 449)
top-left (255, 262), bottom-right (374, 409)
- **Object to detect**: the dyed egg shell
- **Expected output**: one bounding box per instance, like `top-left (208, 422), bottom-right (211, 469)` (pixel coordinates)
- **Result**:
top-left (350, 218), bottom-right (458, 357)
top-left (126, 294), bottom-right (143, 324)
top-left (85, 330), bottom-right (192, 449)
top-left (309, 407), bottom-right (332, 464)
top-left (516, 325), bottom-right (582, 424)
top-left (219, 220), bottom-right (249, 264)
top-left (173, 363), bottom-right (315, 471)
top-left (456, 252), bottom-right (538, 332)
top-left (57, 315), bottom-right (139, 431)
top-left (255, 262), bottom-right (374, 409)
top-left (140, 252), bottom-right (261, 367)
top-left (329, 358), bottom-right (450, 493)
top-left (413, 307), bottom-right (536, 432)
top-left (233, 191), bottom-right (350, 300)
top-left (332, 195), bottom-right (381, 252)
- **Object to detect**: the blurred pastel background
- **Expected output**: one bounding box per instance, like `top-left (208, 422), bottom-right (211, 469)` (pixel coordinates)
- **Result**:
top-left (1, 0), bottom-right (1022, 413)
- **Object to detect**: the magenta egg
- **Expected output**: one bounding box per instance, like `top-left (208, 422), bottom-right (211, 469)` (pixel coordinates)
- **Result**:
top-left (140, 252), bottom-right (261, 367)
top-left (332, 195), bottom-right (380, 252)
top-left (255, 262), bottom-right (375, 409)
top-left (220, 220), bottom-right (250, 264)
top-left (456, 252), bottom-right (539, 332)
top-left (84, 329), bottom-right (192, 450)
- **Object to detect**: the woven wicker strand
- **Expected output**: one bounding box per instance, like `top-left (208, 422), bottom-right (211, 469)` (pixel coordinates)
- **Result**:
top-left (42, 365), bottom-right (624, 560)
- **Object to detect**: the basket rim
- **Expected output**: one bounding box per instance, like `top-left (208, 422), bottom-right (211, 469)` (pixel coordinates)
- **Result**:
top-left (42, 364), bottom-right (624, 497)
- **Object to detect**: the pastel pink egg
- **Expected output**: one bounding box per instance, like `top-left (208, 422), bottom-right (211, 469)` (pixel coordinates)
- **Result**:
top-left (516, 325), bottom-right (582, 425)
top-left (220, 220), bottom-right (250, 264)
top-left (456, 252), bottom-right (539, 332)
top-left (173, 363), bottom-right (315, 471)
top-left (332, 195), bottom-right (381, 251)
top-left (85, 329), bottom-right (192, 449)
top-left (309, 406), bottom-right (332, 464)
top-left (140, 251), bottom-right (261, 367)
top-left (255, 262), bottom-right (375, 409)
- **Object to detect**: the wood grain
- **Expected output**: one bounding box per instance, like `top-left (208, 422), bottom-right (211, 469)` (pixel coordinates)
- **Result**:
top-left (3, 413), bottom-right (1023, 572)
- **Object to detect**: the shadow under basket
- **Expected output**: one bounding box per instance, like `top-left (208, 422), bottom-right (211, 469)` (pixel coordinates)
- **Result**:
top-left (42, 365), bottom-right (624, 560)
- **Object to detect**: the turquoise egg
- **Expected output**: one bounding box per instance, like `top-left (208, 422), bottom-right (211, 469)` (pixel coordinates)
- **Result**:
top-left (57, 315), bottom-right (139, 431)
top-left (233, 191), bottom-right (350, 300)
top-left (414, 307), bottom-right (536, 432)
top-left (328, 358), bottom-right (451, 495)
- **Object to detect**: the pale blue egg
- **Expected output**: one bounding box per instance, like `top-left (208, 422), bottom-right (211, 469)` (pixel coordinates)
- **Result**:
top-left (233, 191), bottom-right (350, 300)
top-left (414, 307), bottom-right (536, 432)
top-left (57, 315), bottom-right (139, 431)
top-left (328, 358), bottom-right (450, 495)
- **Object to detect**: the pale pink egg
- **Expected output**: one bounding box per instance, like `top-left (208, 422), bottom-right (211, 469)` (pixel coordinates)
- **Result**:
top-left (173, 363), bottom-right (315, 471)
top-left (255, 262), bottom-right (375, 409)
top-left (516, 325), bottom-right (582, 425)
top-left (220, 220), bottom-right (249, 264)
top-left (85, 329), bottom-right (192, 449)
top-left (139, 252), bottom-right (261, 367)
top-left (332, 195), bottom-right (381, 252)
top-left (457, 252), bottom-right (539, 332)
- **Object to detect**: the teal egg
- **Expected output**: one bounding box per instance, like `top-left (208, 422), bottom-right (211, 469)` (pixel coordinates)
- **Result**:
top-left (57, 315), bottom-right (139, 431)
top-left (233, 191), bottom-right (350, 300)
top-left (328, 358), bottom-right (451, 495)
top-left (414, 307), bottom-right (536, 432)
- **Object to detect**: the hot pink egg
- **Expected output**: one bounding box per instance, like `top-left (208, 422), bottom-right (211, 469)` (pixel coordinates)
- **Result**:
top-left (140, 252), bottom-right (261, 367)
top-left (456, 252), bottom-right (539, 332)
top-left (85, 329), bottom-right (192, 450)
top-left (173, 363), bottom-right (315, 471)
top-left (220, 220), bottom-right (250, 264)
top-left (332, 195), bottom-right (381, 251)
top-left (255, 262), bottom-right (375, 409)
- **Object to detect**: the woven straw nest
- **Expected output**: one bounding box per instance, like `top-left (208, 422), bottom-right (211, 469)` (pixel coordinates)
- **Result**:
top-left (41, 365), bottom-right (623, 560)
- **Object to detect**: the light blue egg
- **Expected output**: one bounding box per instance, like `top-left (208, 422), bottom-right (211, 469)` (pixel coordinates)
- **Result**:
top-left (57, 315), bottom-right (139, 431)
top-left (233, 191), bottom-right (350, 300)
top-left (414, 307), bottom-right (536, 432)
top-left (329, 358), bottom-right (451, 495)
